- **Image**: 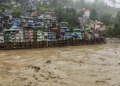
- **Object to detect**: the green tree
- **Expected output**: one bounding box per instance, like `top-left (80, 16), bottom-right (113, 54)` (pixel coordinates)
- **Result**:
top-left (12, 8), bottom-right (22, 17)
top-left (50, 0), bottom-right (58, 8)
top-left (116, 11), bottom-right (120, 23)
top-left (79, 10), bottom-right (84, 17)
top-left (90, 8), bottom-right (97, 21)
top-left (106, 25), bottom-right (114, 37)
top-left (100, 13), bottom-right (112, 25)
top-left (114, 23), bottom-right (120, 37)
top-left (0, 4), bottom-right (11, 11)
top-left (55, 7), bottom-right (78, 26)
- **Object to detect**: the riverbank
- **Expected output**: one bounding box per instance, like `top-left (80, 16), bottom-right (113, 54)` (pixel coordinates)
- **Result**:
top-left (106, 38), bottom-right (120, 43)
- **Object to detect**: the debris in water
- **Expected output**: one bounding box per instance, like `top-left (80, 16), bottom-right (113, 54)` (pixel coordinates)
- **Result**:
top-left (46, 60), bottom-right (51, 64)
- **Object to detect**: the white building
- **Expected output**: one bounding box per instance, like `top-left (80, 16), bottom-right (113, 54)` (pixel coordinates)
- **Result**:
top-left (28, 0), bottom-right (37, 7)
top-left (78, 8), bottom-right (90, 25)
top-left (37, 0), bottom-right (51, 5)
top-left (82, 9), bottom-right (90, 19)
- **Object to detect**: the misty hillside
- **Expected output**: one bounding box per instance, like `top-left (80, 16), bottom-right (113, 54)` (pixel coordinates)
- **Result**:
top-left (0, 0), bottom-right (119, 17)
top-left (75, 0), bottom-right (120, 17)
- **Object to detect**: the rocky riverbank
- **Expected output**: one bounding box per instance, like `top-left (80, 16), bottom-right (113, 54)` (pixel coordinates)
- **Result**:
top-left (106, 38), bottom-right (120, 43)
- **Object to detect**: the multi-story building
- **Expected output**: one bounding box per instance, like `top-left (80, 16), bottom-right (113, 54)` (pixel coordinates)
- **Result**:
top-left (28, 0), bottom-right (37, 7)
top-left (37, 0), bottom-right (52, 6)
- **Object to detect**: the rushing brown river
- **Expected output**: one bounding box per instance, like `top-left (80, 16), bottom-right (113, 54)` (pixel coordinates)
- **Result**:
top-left (0, 43), bottom-right (120, 86)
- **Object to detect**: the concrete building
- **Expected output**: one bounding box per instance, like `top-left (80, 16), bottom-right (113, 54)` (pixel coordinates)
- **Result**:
top-left (37, 0), bottom-right (52, 5)
top-left (28, 0), bottom-right (37, 7)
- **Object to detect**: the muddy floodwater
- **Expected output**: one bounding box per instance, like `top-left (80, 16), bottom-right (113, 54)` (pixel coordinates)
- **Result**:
top-left (0, 44), bottom-right (120, 86)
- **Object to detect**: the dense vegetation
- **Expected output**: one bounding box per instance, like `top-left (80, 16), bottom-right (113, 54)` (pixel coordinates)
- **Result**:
top-left (0, 0), bottom-right (120, 37)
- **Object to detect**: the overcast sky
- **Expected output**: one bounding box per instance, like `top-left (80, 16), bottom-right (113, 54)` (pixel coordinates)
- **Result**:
top-left (74, 0), bottom-right (120, 8)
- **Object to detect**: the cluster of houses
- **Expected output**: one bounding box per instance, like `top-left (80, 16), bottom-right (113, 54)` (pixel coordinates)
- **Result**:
top-left (0, 2), bottom-right (106, 49)
top-left (10, 0), bottom-right (51, 8)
